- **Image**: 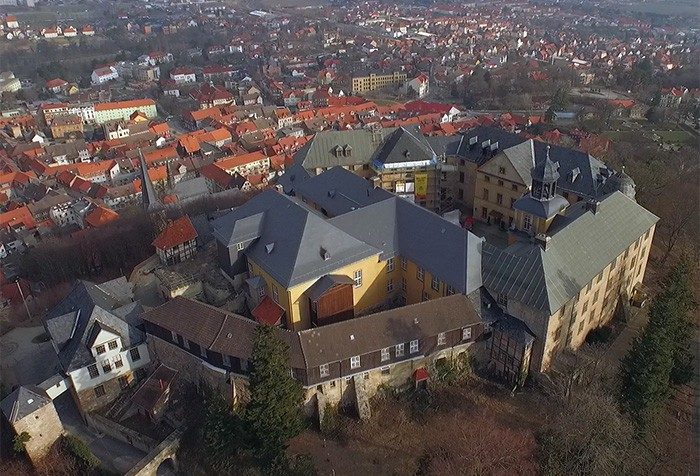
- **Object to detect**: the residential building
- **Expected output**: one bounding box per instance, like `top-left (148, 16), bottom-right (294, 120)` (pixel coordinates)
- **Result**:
top-left (93, 99), bottom-right (157, 124)
top-left (402, 73), bottom-right (430, 98)
top-left (42, 279), bottom-right (151, 416)
top-left (153, 215), bottom-right (198, 266)
top-left (351, 71), bottom-right (407, 94)
top-left (91, 66), bottom-right (118, 85)
top-left (169, 67), bottom-right (197, 84)
top-left (49, 114), bottom-right (83, 139)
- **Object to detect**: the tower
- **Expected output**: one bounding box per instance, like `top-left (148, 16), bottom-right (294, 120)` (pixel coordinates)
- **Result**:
top-left (139, 148), bottom-right (162, 212)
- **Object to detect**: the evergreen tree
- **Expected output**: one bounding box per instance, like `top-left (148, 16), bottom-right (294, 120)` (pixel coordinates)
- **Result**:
top-left (201, 392), bottom-right (241, 473)
top-left (243, 325), bottom-right (304, 469)
top-left (619, 262), bottom-right (696, 431)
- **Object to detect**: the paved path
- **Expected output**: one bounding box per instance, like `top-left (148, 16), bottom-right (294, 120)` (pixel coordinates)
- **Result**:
top-left (0, 325), bottom-right (60, 388)
top-left (53, 392), bottom-right (145, 474)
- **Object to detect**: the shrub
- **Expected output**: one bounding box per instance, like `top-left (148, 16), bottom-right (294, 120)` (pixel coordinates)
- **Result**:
top-left (12, 432), bottom-right (30, 453)
top-left (61, 434), bottom-right (100, 471)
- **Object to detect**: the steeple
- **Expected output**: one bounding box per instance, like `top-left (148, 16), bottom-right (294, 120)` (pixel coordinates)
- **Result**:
top-left (139, 148), bottom-right (162, 212)
top-left (530, 145), bottom-right (560, 201)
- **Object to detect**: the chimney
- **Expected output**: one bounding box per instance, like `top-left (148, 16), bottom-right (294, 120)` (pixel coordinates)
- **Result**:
top-left (534, 233), bottom-right (551, 250)
top-left (586, 200), bottom-right (601, 214)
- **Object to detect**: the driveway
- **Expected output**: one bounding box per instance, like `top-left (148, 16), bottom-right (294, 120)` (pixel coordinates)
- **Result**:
top-left (53, 392), bottom-right (145, 474)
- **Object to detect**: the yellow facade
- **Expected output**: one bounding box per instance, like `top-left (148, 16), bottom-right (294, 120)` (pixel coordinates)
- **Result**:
top-left (351, 72), bottom-right (407, 94)
top-left (473, 170), bottom-right (525, 225)
top-left (248, 252), bottom-right (456, 331)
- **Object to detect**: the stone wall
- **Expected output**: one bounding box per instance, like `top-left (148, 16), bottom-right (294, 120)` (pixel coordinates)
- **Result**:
top-left (85, 413), bottom-right (157, 453)
top-left (13, 402), bottom-right (64, 466)
top-left (74, 372), bottom-right (133, 416)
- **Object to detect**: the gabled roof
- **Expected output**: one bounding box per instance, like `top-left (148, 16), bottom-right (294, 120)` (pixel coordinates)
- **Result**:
top-left (152, 215), bottom-right (198, 250)
top-left (482, 192), bottom-right (658, 315)
top-left (329, 196), bottom-right (483, 295)
top-left (44, 279), bottom-right (143, 372)
top-left (213, 190), bottom-right (380, 288)
top-left (293, 128), bottom-right (394, 170)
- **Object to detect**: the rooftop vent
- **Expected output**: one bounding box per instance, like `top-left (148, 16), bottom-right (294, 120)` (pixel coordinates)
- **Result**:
top-left (350, 334), bottom-right (355, 340)
top-left (227, 333), bottom-right (232, 339)
top-left (414, 318), bottom-right (419, 324)
top-left (27, 398), bottom-right (33, 405)
top-left (265, 242), bottom-right (275, 254)
top-left (404, 150), bottom-right (411, 157)
top-left (328, 189), bottom-right (336, 198)
top-left (490, 141), bottom-right (499, 151)
top-left (469, 135), bottom-right (478, 146)
top-left (570, 167), bottom-right (580, 182)
top-left (320, 247), bottom-right (331, 260)
top-left (481, 139), bottom-right (491, 148)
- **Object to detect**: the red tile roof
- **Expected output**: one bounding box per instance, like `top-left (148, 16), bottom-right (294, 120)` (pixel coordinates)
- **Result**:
top-left (152, 215), bottom-right (198, 250)
top-left (251, 296), bottom-right (285, 326)
top-left (84, 206), bottom-right (119, 228)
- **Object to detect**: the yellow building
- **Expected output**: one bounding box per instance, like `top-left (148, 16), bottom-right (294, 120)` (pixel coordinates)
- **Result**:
top-left (214, 174), bottom-right (482, 332)
top-left (351, 71), bottom-right (407, 94)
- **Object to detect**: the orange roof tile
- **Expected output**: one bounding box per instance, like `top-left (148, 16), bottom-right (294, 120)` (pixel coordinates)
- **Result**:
top-left (152, 215), bottom-right (198, 250)
top-left (85, 206), bottom-right (119, 228)
top-left (94, 98), bottom-right (156, 112)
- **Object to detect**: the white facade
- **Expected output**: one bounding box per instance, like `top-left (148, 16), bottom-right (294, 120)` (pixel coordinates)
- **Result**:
top-left (68, 328), bottom-right (150, 393)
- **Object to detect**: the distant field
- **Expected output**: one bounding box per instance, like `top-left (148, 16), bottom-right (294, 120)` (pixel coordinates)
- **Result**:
top-left (618, 1), bottom-right (699, 16)
top-left (13, 6), bottom-right (94, 27)
top-left (604, 128), bottom-right (697, 146)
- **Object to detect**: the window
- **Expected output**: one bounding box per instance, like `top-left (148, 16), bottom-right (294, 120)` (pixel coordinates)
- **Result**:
top-left (482, 189), bottom-right (489, 200)
top-left (258, 286), bottom-right (266, 298)
top-left (387, 257), bottom-right (395, 272)
top-left (410, 340), bottom-right (419, 354)
top-left (183, 339), bottom-right (190, 350)
top-left (523, 214), bottom-right (532, 231)
top-left (459, 171), bottom-right (465, 183)
top-left (446, 285), bottom-right (455, 295)
top-left (401, 277), bottom-right (407, 292)
top-left (417, 267), bottom-right (424, 282)
top-left (95, 344), bottom-right (106, 355)
top-left (88, 364), bottom-right (99, 379)
top-left (498, 179), bottom-right (504, 187)
top-left (437, 332), bottom-right (446, 345)
top-left (363, 372), bottom-right (369, 380)
top-left (511, 184), bottom-right (518, 191)
top-left (381, 366), bottom-right (390, 375)
top-left (430, 275), bottom-right (439, 292)
top-left (481, 207), bottom-right (488, 219)
top-left (597, 272), bottom-right (603, 283)
top-left (484, 175), bottom-right (490, 182)
top-left (200, 346), bottom-right (207, 358)
top-left (510, 198), bottom-right (516, 208)
top-left (223, 354), bottom-right (231, 367)
top-left (497, 293), bottom-right (508, 307)
top-left (387, 279), bottom-right (394, 293)
top-left (593, 290), bottom-right (599, 303)
top-left (582, 301), bottom-right (589, 314)
top-left (381, 347), bottom-right (390, 362)
top-left (272, 286), bottom-right (279, 303)
top-left (130, 347), bottom-right (141, 362)
top-left (236, 242), bottom-right (245, 251)
top-left (496, 193), bottom-right (503, 205)
top-left (108, 340), bottom-right (118, 351)
top-left (395, 343), bottom-right (405, 357)
top-left (320, 363), bottom-right (330, 377)
top-left (353, 269), bottom-right (363, 287)
top-left (94, 385), bottom-right (106, 398)
top-left (462, 327), bottom-right (472, 340)
top-left (422, 291), bottom-right (429, 302)
top-left (499, 167), bottom-right (506, 174)
top-left (114, 356), bottom-right (123, 369)
top-left (170, 330), bottom-right (178, 343)
top-left (578, 320), bottom-right (585, 334)
top-left (102, 361), bottom-right (111, 373)
top-left (401, 257), bottom-right (407, 270)
top-left (350, 355), bottom-right (361, 369)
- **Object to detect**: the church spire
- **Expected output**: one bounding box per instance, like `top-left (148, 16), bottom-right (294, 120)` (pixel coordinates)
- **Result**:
top-left (139, 148), bottom-right (162, 212)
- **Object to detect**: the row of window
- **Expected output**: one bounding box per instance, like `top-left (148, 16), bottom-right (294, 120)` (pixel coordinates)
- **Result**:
top-left (87, 347), bottom-right (140, 379)
top-left (318, 327), bottom-right (472, 378)
top-left (95, 339), bottom-right (119, 355)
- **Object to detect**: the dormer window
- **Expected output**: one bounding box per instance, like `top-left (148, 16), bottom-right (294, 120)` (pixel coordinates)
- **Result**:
top-left (95, 344), bottom-right (106, 355)
top-left (343, 144), bottom-right (352, 157)
top-left (320, 247), bottom-right (331, 260)
top-left (108, 340), bottom-right (118, 351)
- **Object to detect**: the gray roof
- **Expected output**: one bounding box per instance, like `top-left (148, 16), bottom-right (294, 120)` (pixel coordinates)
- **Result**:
top-left (1, 386), bottom-right (51, 423)
top-left (305, 274), bottom-right (354, 301)
top-left (483, 192), bottom-right (659, 315)
top-left (298, 294), bottom-right (482, 367)
top-left (330, 196), bottom-right (483, 294)
top-left (370, 126), bottom-right (437, 168)
top-left (513, 194), bottom-right (569, 220)
top-left (276, 163), bottom-right (310, 195)
top-left (292, 165), bottom-right (393, 216)
top-left (293, 128), bottom-right (393, 170)
top-left (44, 279), bottom-right (144, 372)
top-left (213, 191), bottom-right (380, 288)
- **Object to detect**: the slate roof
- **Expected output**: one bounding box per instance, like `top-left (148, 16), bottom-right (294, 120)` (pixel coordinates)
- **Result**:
top-left (292, 165), bottom-right (393, 216)
top-left (298, 294), bottom-right (482, 368)
top-left (44, 279), bottom-right (144, 372)
top-left (329, 196), bottom-right (483, 294)
top-left (213, 191), bottom-right (380, 288)
top-left (513, 194), bottom-right (569, 220)
top-left (293, 128), bottom-right (393, 170)
top-left (370, 126), bottom-right (437, 168)
top-left (0, 386), bottom-right (51, 423)
top-left (482, 192), bottom-right (658, 315)
top-left (276, 162), bottom-right (310, 195)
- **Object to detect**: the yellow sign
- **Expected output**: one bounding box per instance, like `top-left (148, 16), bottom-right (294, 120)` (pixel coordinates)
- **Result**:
top-left (415, 173), bottom-right (428, 200)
